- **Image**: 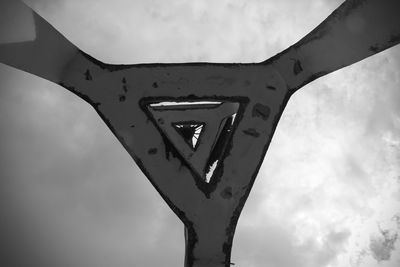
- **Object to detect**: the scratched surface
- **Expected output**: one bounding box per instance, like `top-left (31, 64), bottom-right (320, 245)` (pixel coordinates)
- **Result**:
top-left (60, 53), bottom-right (290, 266)
top-left (1, 0), bottom-right (400, 266)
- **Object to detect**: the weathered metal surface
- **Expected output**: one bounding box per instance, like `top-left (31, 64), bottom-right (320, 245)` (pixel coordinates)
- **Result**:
top-left (60, 54), bottom-right (290, 266)
top-left (1, 0), bottom-right (400, 266)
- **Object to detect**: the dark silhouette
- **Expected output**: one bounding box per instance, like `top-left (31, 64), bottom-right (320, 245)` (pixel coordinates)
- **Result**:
top-left (1, 0), bottom-right (400, 266)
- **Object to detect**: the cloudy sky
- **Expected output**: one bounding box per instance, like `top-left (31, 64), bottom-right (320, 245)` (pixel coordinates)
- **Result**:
top-left (0, 0), bottom-right (399, 266)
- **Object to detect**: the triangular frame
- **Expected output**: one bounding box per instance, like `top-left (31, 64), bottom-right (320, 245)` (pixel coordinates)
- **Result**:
top-left (143, 100), bottom-right (241, 185)
top-left (172, 122), bottom-right (205, 151)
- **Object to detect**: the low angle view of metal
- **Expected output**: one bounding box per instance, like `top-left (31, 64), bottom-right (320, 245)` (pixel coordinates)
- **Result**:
top-left (1, 0), bottom-right (400, 266)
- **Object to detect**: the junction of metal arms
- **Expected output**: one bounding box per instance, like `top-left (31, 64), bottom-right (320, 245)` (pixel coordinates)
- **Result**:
top-left (1, 0), bottom-right (400, 266)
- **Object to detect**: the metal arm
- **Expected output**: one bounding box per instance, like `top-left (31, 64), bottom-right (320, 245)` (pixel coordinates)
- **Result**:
top-left (0, 0), bottom-right (108, 107)
top-left (1, 1), bottom-right (399, 266)
top-left (270, 0), bottom-right (400, 92)
top-left (0, 0), bottom-right (82, 83)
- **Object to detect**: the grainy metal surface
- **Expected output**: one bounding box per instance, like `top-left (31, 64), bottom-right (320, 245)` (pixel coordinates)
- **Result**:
top-left (1, 0), bottom-right (400, 266)
top-left (60, 56), bottom-right (290, 266)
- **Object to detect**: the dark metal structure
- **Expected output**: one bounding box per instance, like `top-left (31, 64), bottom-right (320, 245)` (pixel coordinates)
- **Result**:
top-left (1, 0), bottom-right (400, 266)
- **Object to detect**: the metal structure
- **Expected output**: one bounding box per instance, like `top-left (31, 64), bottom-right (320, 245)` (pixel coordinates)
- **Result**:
top-left (1, 0), bottom-right (400, 266)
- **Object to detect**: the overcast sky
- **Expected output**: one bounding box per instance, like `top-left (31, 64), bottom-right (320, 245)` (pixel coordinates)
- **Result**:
top-left (0, 0), bottom-right (400, 266)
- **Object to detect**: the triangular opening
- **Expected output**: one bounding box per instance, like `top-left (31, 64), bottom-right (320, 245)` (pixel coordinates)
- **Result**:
top-left (143, 100), bottom-right (242, 185)
top-left (173, 123), bottom-right (204, 151)
top-left (204, 112), bottom-right (237, 182)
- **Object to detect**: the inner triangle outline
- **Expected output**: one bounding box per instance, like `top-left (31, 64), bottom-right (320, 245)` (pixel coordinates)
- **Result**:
top-left (144, 101), bottom-right (241, 183)
top-left (173, 122), bottom-right (205, 151)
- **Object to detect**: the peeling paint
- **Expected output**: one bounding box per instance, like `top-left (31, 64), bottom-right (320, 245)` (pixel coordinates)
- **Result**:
top-left (148, 148), bottom-right (158, 155)
top-left (369, 45), bottom-right (379, 52)
top-left (221, 186), bottom-right (233, 199)
top-left (243, 128), bottom-right (260, 138)
top-left (293, 59), bottom-right (303, 75)
top-left (252, 103), bottom-right (270, 121)
top-left (3, 1), bottom-right (398, 266)
top-left (84, 69), bottom-right (92, 80)
top-left (389, 34), bottom-right (400, 44)
top-left (122, 77), bottom-right (128, 92)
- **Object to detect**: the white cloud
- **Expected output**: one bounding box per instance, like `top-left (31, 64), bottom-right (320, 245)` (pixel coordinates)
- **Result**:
top-left (1, 0), bottom-right (399, 266)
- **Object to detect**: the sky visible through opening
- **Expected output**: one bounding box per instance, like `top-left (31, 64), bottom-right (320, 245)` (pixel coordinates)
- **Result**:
top-left (0, 0), bottom-right (399, 266)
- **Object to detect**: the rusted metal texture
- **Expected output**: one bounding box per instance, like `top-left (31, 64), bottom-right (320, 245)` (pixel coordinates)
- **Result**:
top-left (1, 0), bottom-right (400, 266)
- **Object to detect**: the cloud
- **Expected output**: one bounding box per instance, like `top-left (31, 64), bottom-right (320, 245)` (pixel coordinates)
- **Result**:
top-left (369, 227), bottom-right (398, 262)
top-left (1, 0), bottom-right (400, 267)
